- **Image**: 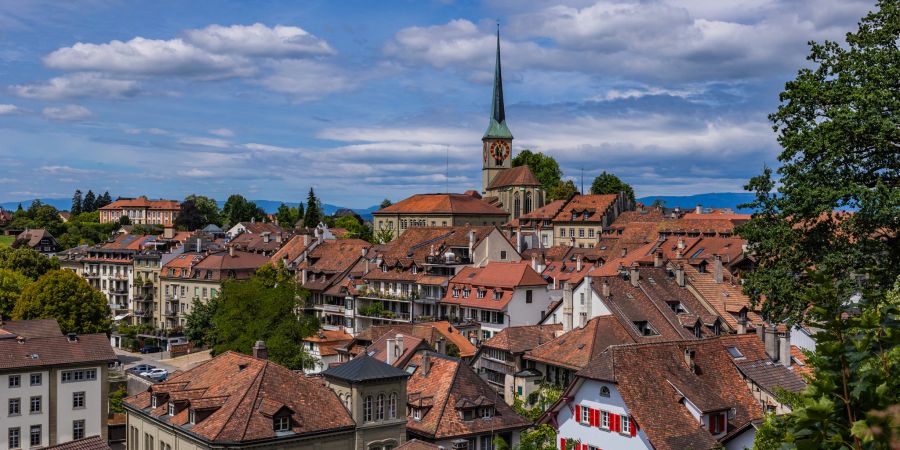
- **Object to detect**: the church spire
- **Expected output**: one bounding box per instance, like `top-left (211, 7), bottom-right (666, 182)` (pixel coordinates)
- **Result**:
top-left (484, 23), bottom-right (513, 140)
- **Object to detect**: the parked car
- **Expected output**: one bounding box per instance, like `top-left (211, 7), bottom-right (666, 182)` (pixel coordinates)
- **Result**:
top-left (140, 368), bottom-right (168, 381)
top-left (127, 364), bottom-right (155, 374)
top-left (139, 345), bottom-right (163, 354)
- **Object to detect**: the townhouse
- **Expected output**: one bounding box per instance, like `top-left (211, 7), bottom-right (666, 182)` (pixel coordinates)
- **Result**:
top-left (302, 329), bottom-right (353, 374)
top-left (81, 234), bottom-right (158, 321)
top-left (338, 322), bottom-right (476, 363)
top-left (300, 239), bottom-right (372, 333)
top-left (99, 197), bottom-right (179, 226)
top-left (13, 229), bottom-right (61, 255)
top-left (511, 193), bottom-right (632, 249)
top-left (372, 193), bottom-right (510, 240)
top-left (224, 220), bottom-right (284, 239)
top-left (0, 320), bottom-right (116, 450)
top-left (471, 324), bottom-right (562, 404)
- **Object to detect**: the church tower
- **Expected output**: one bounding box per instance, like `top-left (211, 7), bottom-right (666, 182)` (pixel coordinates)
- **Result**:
top-left (482, 26), bottom-right (513, 194)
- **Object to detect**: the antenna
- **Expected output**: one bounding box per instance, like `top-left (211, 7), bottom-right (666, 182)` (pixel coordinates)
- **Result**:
top-left (446, 146), bottom-right (449, 194)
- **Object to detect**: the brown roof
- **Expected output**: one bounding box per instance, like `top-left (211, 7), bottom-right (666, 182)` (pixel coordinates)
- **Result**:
top-left (375, 193), bottom-right (509, 216)
top-left (235, 222), bottom-right (284, 235)
top-left (481, 324), bottom-right (562, 354)
top-left (0, 319), bottom-right (62, 338)
top-left (15, 229), bottom-right (55, 248)
top-left (575, 336), bottom-right (766, 450)
top-left (124, 351), bottom-right (355, 443)
top-left (368, 332), bottom-right (429, 367)
top-left (304, 330), bottom-right (353, 357)
top-left (354, 322), bottom-right (476, 358)
top-left (487, 166), bottom-right (542, 189)
top-left (525, 316), bottom-right (636, 370)
top-left (270, 234), bottom-right (312, 265)
top-left (396, 439), bottom-right (442, 450)
top-left (100, 196), bottom-right (180, 211)
top-left (443, 262), bottom-right (548, 310)
top-left (519, 199), bottom-right (567, 221)
top-left (228, 231), bottom-right (292, 255)
top-left (367, 226), bottom-right (495, 269)
top-left (683, 264), bottom-right (763, 330)
top-left (44, 436), bottom-right (110, 450)
top-left (552, 194), bottom-right (618, 223)
top-left (405, 353), bottom-right (530, 440)
top-left (0, 333), bottom-right (116, 370)
top-left (301, 239), bottom-right (371, 273)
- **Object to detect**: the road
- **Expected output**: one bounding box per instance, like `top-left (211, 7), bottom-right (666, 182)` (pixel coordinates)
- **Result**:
top-left (115, 348), bottom-right (178, 373)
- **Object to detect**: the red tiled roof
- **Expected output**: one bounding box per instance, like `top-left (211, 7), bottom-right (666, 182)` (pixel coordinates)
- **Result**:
top-left (0, 319), bottom-right (62, 338)
top-left (375, 193), bottom-right (509, 216)
top-left (44, 436), bottom-right (110, 450)
top-left (481, 324), bottom-right (562, 354)
top-left (396, 439), bottom-right (442, 450)
top-left (405, 353), bottom-right (530, 440)
top-left (683, 264), bottom-right (763, 330)
top-left (486, 166), bottom-right (542, 189)
top-left (300, 239), bottom-right (370, 273)
top-left (124, 351), bottom-right (355, 443)
top-left (552, 194), bottom-right (618, 222)
top-left (100, 196), bottom-right (180, 211)
top-left (519, 199), bottom-right (567, 221)
top-left (443, 262), bottom-right (548, 310)
top-left (354, 322), bottom-right (477, 358)
top-left (269, 234), bottom-right (311, 265)
top-left (0, 333), bottom-right (116, 370)
top-left (525, 316), bottom-right (636, 370)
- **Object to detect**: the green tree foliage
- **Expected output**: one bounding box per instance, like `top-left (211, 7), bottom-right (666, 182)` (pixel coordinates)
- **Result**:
top-left (373, 227), bottom-right (394, 244)
top-left (0, 268), bottom-right (30, 319)
top-left (184, 296), bottom-right (219, 347)
top-left (512, 150), bottom-right (563, 193)
top-left (8, 201), bottom-right (65, 237)
top-left (109, 387), bottom-right (127, 414)
top-left (547, 180), bottom-right (578, 201)
top-left (590, 171), bottom-right (635, 202)
top-left (0, 247), bottom-right (60, 280)
top-left (503, 384), bottom-right (565, 450)
top-left (379, 199), bottom-right (392, 210)
top-left (209, 264), bottom-right (318, 369)
top-left (12, 270), bottom-right (111, 334)
top-left (303, 188), bottom-right (322, 228)
top-left (221, 194), bottom-right (264, 227)
top-left (96, 191), bottom-right (112, 209)
top-left (71, 190), bottom-right (82, 216)
top-left (334, 215), bottom-right (372, 241)
top-left (753, 277), bottom-right (900, 449)
top-left (57, 213), bottom-right (117, 248)
top-left (82, 190), bottom-right (96, 213)
top-left (739, 1), bottom-right (900, 325)
top-left (275, 203), bottom-right (300, 228)
top-left (177, 195), bottom-right (221, 230)
top-left (118, 215), bottom-right (131, 226)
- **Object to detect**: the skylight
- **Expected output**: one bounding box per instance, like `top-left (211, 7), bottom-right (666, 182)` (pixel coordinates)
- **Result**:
top-left (726, 346), bottom-right (744, 359)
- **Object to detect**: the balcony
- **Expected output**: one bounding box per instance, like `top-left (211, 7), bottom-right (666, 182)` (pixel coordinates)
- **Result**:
top-left (109, 286), bottom-right (128, 294)
top-left (425, 254), bottom-right (471, 265)
top-left (356, 311), bottom-right (411, 322)
top-left (110, 304), bottom-right (128, 311)
top-left (163, 310), bottom-right (178, 317)
top-left (318, 303), bottom-right (344, 313)
top-left (111, 273), bottom-right (129, 281)
top-left (133, 310), bottom-right (152, 318)
top-left (85, 272), bottom-right (100, 279)
top-left (358, 290), bottom-right (417, 303)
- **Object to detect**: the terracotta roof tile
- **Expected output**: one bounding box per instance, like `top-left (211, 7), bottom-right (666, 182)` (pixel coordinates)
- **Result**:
top-left (442, 262), bottom-right (547, 310)
top-left (482, 324), bottom-right (562, 354)
top-left (526, 316), bottom-right (636, 370)
top-left (0, 319), bottom-right (62, 338)
top-left (0, 333), bottom-right (116, 370)
top-left (100, 196), bottom-right (179, 211)
top-left (552, 194), bottom-right (618, 222)
top-left (486, 166), bottom-right (542, 189)
top-left (44, 436), bottom-right (110, 450)
top-left (375, 193), bottom-right (509, 216)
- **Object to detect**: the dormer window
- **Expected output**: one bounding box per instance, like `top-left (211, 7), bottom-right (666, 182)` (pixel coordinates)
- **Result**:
top-left (188, 409), bottom-right (196, 424)
top-left (480, 406), bottom-right (494, 418)
top-left (493, 291), bottom-right (502, 301)
top-left (463, 289), bottom-right (470, 298)
top-left (412, 266), bottom-right (418, 274)
top-left (694, 323), bottom-right (702, 338)
top-left (167, 402), bottom-right (175, 416)
top-left (452, 289), bottom-right (460, 298)
top-left (151, 395), bottom-right (158, 408)
top-left (274, 415), bottom-right (290, 432)
top-left (476, 290), bottom-right (485, 299)
top-left (412, 407), bottom-right (422, 421)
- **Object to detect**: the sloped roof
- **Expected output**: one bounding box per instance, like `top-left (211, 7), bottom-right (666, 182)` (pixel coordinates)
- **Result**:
top-left (100, 196), bottom-right (179, 211)
top-left (375, 193), bottom-right (509, 216)
top-left (300, 239), bottom-right (370, 273)
top-left (525, 316), bottom-right (635, 370)
top-left (552, 194), bottom-right (618, 222)
top-left (0, 333), bottom-right (116, 370)
top-left (44, 436), bottom-right (110, 450)
top-left (487, 166), bottom-right (541, 189)
top-left (482, 324), bottom-right (562, 354)
top-left (125, 351), bottom-right (355, 443)
top-left (0, 319), bottom-right (62, 338)
top-left (354, 322), bottom-right (476, 358)
top-left (322, 353), bottom-right (411, 383)
top-left (16, 229), bottom-right (55, 248)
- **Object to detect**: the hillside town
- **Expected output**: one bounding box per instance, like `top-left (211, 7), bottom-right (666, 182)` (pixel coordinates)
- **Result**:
top-left (0, 3), bottom-right (897, 450)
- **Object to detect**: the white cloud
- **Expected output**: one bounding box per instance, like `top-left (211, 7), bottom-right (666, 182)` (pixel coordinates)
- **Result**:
top-left (178, 136), bottom-right (232, 148)
top-left (0, 104), bottom-right (20, 114)
top-left (39, 165), bottom-right (97, 175)
top-left (185, 23), bottom-right (334, 57)
top-left (11, 73), bottom-right (139, 99)
top-left (44, 37), bottom-right (254, 79)
top-left (177, 168), bottom-right (214, 177)
top-left (594, 85), bottom-right (703, 101)
top-left (317, 126), bottom-right (476, 145)
top-left (258, 59), bottom-right (354, 101)
top-left (124, 127), bottom-right (168, 135)
top-left (208, 127), bottom-right (234, 137)
top-left (41, 104), bottom-right (92, 121)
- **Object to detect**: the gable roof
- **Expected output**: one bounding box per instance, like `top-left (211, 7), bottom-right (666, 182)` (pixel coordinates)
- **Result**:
top-left (100, 196), bottom-right (180, 211)
top-left (552, 194), bottom-right (618, 222)
top-left (0, 333), bottom-right (116, 370)
top-left (442, 261), bottom-right (548, 310)
top-left (481, 324), bottom-right (562, 355)
top-left (321, 353), bottom-right (411, 383)
top-left (353, 322), bottom-right (477, 358)
top-left (125, 351), bottom-right (354, 443)
top-left (526, 316), bottom-right (636, 370)
top-left (375, 193), bottom-right (509, 216)
top-left (0, 319), bottom-right (62, 338)
top-left (44, 436), bottom-right (110, 450)
top-left (487, 166), bottom-right (541, 190)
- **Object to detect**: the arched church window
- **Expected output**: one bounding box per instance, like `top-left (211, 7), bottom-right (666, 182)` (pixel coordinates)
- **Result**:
top-left (524, 191), bottom-right (533, 215)
top-left (514, 193), bottom-right (521, 218)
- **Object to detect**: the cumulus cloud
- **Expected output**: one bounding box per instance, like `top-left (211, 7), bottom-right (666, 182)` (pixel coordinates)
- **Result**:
top-left (178, 136), bottom-right (232, 148)
top-left (41, 104), bottom-right (92, 121)
top-left (208, 127), bottom-right (234, 137)
top-left (11, 73), bottom-right (139, 99)
top-left (177, 168), bottom-right (214, 177)
top-left (258, 59), bottom-right (355, 101)
top-left (0, 104), bottom-right (20, 114)
top-left (184, 23), bottom-right (335, 57)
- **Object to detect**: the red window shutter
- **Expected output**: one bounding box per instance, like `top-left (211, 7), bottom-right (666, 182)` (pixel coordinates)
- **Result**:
top-left (613, 413), bottom-right (621, 432)
top-left (560, 437), bottom-right (566, 450)
top-left (590, 408), bottom-right (596, 427)
top-left (575, 405), bottom-right (581, 423)
top-left (630, 416), bottom-right (637, 437)
top-left (718, 414), bottom-right (726, 433)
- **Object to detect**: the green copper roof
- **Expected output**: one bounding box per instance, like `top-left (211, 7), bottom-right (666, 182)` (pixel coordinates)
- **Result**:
top-left (484, 25), bottom-right (513, 140)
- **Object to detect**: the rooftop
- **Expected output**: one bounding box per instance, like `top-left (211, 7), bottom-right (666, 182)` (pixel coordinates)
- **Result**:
top-left (375, 193), bottom-right (509, 216)
top-left (321, 353), bottom-right (411, 383)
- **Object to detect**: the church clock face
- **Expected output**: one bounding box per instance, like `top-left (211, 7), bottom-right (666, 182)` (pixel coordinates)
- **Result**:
top-left (489, 141), bottom-right (510, 165)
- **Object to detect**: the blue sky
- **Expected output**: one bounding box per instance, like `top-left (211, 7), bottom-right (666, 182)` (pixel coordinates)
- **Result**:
top-left (0, 0), bottom-right (875, 208)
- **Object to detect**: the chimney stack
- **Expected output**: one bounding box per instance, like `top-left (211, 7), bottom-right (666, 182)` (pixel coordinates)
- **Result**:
top-left (684, 349), bottom-right (696, 373)
top-left (601, 279), bottom-right (610, 297)
top-left (654, 252), bottom-right (663, 267)
top-left (252, 340), bottom-right (268, 360)
top-left (677, 237), bottom-right (685, 250)
top-left (396, 334), bottom-right (405, 362)
top-left (764, 324), bottom-right (779, 361)
top-left (779, 330), bottom-right (791, 367)
top-left (695, 204), bottom-right (702, 214)
top-left (303, 234), bottom-right (310, 246)
top-left (531, 254), bottom-right (538, 271)
top-left (263, 232), bottom-right (270, 243)
top-left (276, 233), bottom-right (282, 244)
top-left (386, 337), bottom-right (396, 365)
top-left (576, 255), bottom-right (583, 272)
top-left (422, 353), bottom-right (431, 376)
top-left (164, 226), bottom-right (175, 239)
top-left (629, 263), bottom-right (639, 287)
top-left (675, 264), bottom-right (685, 287)
top-left (562, 282), bottom-right (574, 332)
top-left (229, 246), bottom-right (235, 257)
top-left (713, 255), bottom-right (723, 284)
top-left (737, 318), bottom-right (747, 335)
top-left (621, 247), bottom-right (627, 258)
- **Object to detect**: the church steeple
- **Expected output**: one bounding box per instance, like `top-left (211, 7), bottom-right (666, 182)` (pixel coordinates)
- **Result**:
top-left (484, 24), bottom-right (513, 140)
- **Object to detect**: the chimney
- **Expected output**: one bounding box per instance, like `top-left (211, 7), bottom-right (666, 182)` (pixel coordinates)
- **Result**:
top-left (629, 263), bottom-right (639, 287)
top-left (675, 264), bottom-right (685, 287)
top-left (764, 324), bottom-right (779, 361)
top-left (276, 233), bottom-right (283, 244)
top-left (537, 252), bottom-right (545, 273)
top-left (303, 234), bottom-right (310, 246)
top-left (396, 334), bottom-right (405, 361)
top-left (675, 249), bottom-right (683, 259)
top-left (601, 279), bottom-right (610, 297)
top-left (229, 246), bottom-right (235, 257)
top-left (195, 238), bottom-right (201, 253)
top-left (468, 230), bottom-right (475, 257)
top-left (695, 204), bottom-right (702, 214)
top-left (251, 217), bottom-right (255, 224)
top-left (422, 353), bottom-right (431, 376)
top-left (386, 337), bottom-right (396, 365)
top-left (66, 333), bottom-right (78, 342)
top-left (684, 349), bottom-right (696, 373)
top-left (677, 237), bottom-right (685, 250)
top-left (713, 255), bottom-right (723, 284)
top-left (164, 226), bottom-right (175, 239)
top-left (779, 330), bottom-right (791, 367)
top-left (737, 318), bottom-right (747, 335)
top-left (654, 252), bottom-right (663, 267)
top-left (576, 255), bottom-right (583, 272)
top-left (531, 254), bottom-right (538, 271)
top-left (620, 247), bottom-right (627, 258)
top-left (252, 340), bottom-right (268, 360)
top-left (263, 232), bottom-right (270, 243)
top-left (516, 230), bottom-right (523, 253)
top-left (562, 282), bottom-right (574, 332)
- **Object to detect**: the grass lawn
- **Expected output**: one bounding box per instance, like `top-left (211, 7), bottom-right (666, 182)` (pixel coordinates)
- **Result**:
top-left (0, 235), bottom-right (14, 248)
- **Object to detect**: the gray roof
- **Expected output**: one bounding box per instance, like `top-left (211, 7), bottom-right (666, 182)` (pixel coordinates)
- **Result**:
top-left (321, 353), bottom-right (410, 383)
top-left (736, 359), bottom-right (807, 394)
top-left (202, 224), bottom-right (224, 233)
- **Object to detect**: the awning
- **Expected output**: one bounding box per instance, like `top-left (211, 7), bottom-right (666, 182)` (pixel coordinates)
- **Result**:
top-left (113, 313), bottom-right (132, 321)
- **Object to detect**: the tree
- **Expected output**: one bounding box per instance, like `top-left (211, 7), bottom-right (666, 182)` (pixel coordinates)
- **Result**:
top-left (175, 199), bottom-right (203, 231)
top-left (208, 264), bottom-right (318, 369)
top-left (118, 215), bottom-right (131, 226)
top-left (512, 150), bottom-right (563, 192)
top-left (70, 190), bottom-right (82, 216)
top-left (96, 191), bottom-right (112, 209)
top-left (373, 227), bottom-right (394, 244)
top-left (275, 203), bottom-right (299, 227)
top-left (650, 199), bottom-right (666, 209)
top-left (183, 194), bottom-right (221, 227)
top-left (379, 199), bottom-right (393, 210)
top-left (334, 215), bottom-right (372, 241)
top-left (109, 387), bottom-right (127, 414)
top-left (222, 194), bottom-right (255, 226)
top-left (590, 171), bottom-right (635, 202)
top-left (184, 296), bottom-right (219, 347)
top-left (12, 270), bottom-right (111, 334)
top-left (0, 247), bottom-right (60, 280)
top-left (303, 188), bottom-right (322, 228)
top-left (0, 268), bottom-right (30, 319)
top-left (82, 190), bottom-right (96, 213)
top-left (738, 1), bottom-right (900, 325)
top-left (547, 180), bottom-right (577, 201)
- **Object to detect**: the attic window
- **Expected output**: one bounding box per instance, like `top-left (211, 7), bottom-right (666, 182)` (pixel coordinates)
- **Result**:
top-left (151, 396), bottom-right (158, 408)
top-left (668, 301), bottom-right (686, 314)
top-left (476, 290), bottom-right (485, 299)
top-left (480, 406), bottom-right (494, 418)
top-left (600, 386), bottom-right (610, 397)
top-left (726, 346), bottom-right (744, 359)
top-left (189, 409), bottom-right (196, 424)
top-left (274, 415), bottom-right (290, 432)
top-left (168, 402), bottom-right (175, 416)
top-left (412, 266), bottom-right (418, 274)
top-left (493, 291), bottom-right (502, 301)
top-left (634, 321), bottom-right (658, 336)
top-left (405, 364), bottom-right (418, 374)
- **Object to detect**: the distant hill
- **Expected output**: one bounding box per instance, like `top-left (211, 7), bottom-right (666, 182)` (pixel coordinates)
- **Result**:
top-left (636, 192), bottom-right (756, 213)
top-left (1, 198), bottom-right (72, 211)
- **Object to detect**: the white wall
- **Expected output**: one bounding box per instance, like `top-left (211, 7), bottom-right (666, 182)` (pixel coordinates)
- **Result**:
top-left (1, 370), bottom-right (50, 450)
top-left (725, 427), bottom-right (756, 450)
top-left (56, 366), bottom-right (104, 443)
top-left (791, 326), bottom-right (816, 352)
top-left (555, 379), bottom-right (653, 450)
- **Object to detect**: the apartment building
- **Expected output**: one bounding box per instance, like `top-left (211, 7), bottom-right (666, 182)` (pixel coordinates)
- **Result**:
top-left (99, 197), bottom-right (179, 226)
top-left (0, 320), bottom-right (116, 450)
top-left (471, 324), bottom-right (562, 404)
top-left (372, 193), bottom-right (510, 241)
top-left (81, 234), bottom-right (157, 320)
